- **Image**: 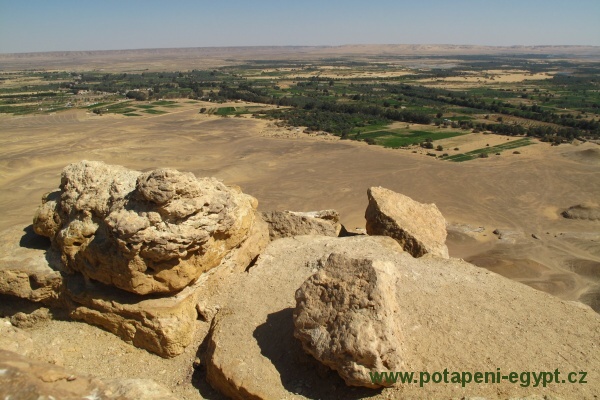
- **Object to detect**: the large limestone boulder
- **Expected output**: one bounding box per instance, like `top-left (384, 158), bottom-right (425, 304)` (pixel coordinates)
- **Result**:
top-left (0, 350), bottom-right (179, 400)
top-left (203, 235), bottom-right (600, 399)
top-left (261, 209), bottom-right (343, 240)
top-left (365, 186), bottom-right (449, 258)
top-left (33, 161), bottom-right (259, 295)
top-left (67, 213), bottom-right (268, 358)
top-left (294, 253), bottom-right (403, 388)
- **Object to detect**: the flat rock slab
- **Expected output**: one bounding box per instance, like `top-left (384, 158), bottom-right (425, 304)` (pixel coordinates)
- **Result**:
top-left (205, 235), bottom-right (600, 399)
top-left (205, 235), bottom-right (403, 400)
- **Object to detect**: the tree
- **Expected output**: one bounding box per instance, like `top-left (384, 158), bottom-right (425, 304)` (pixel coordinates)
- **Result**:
top-left (436, 145), bottom-right (443, 151)
top-left (126, 91), bottom-right (148, 101)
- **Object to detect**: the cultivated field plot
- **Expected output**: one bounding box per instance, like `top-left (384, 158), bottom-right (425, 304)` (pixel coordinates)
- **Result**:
top-left (361, 129), bottom-right (468, 148)
top-left (445, 138), bottom-right (534, 161)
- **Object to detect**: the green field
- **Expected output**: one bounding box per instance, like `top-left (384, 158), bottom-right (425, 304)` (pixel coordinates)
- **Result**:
top-left (215, 106), bottom-right (237, 116)
top-left (361, 129), bottom-right (468, 148)
top-left (142, 109), bottom-right (167, 115)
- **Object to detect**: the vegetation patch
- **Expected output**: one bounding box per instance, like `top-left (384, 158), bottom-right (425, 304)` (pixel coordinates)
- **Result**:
top-left (152, 100), bottom-right (177, 106)
top-left (361, 130), bottom-right (467, 148)
top-left (446, 138), bottom-right (533, 162)
top-left (215, 106), bottom-right (237, 116)
top-left (142, 109), bottom-right (167, 115)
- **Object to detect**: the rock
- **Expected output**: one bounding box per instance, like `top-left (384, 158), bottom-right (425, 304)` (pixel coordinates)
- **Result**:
top-left (5, 162), bottom-right (269, 357)
top-left (294, 253), bottom-right (403, 388)
top-left (0, 318), bottom-right (34, 356)
top-left (446, 222), bottom-right (485, 237)
top-left (204, 235), bottom-right (600, 399)
top-left (67, 214), bottom-right (269, 358)
top-left (66, 274), bottom-right (201, 359)
top-left (10, 307), bottom-right (52, 329)
top-left (0, 350), bottom-right (179, 400)
top-left (365, 187), bottom-right (449, 258)
top-left (103, 378), bottom-right (181, 400)
top-left (562, 203), bottom-right (600, 221)
top-left (204, 235), bottom-right (404, 400)
top-left (33, 161), bottom-right (259, 295)
top-left (0, 225), bottom-right (64, 306)
top-left (260, 209), bottom-right (342, 240)
top-left (492, 228), bottom-right (525, 244)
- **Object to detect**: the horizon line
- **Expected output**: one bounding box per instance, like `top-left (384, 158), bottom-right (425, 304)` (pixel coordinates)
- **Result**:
top-left (2, 43), bottom-right (600, 56)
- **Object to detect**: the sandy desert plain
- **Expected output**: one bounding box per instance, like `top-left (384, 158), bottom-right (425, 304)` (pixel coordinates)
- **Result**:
top-left (0, 45), bottom-right (599, 399)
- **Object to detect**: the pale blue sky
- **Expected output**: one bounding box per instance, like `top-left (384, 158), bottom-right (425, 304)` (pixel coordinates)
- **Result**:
top-left (0, 0), bottom-right (598, 53)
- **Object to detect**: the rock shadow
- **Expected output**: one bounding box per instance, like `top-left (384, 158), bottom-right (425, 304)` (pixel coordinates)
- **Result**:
top-left (253, 307), bottom-right (381, 400)
top-left (19, 224), bottom-right (51, 250)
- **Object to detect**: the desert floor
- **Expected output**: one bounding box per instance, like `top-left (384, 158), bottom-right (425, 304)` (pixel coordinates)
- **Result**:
top-left (1, 102), bottom-right (599, 398)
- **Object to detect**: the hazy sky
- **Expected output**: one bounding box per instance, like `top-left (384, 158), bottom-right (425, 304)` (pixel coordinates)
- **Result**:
top-left (1, 0), bottom-right (599, 53)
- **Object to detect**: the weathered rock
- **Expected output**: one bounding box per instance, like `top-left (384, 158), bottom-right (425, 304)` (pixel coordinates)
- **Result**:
top-left (33, 160), bottom-right (259, 295)
top-left (365, 186), bottom-right (449, 258)
top-left (204, 235), bottom-right (600, 399)
top-left (562, 203), bottom-right (600, 221)
top-left (0, 225), bottom-right (64, 306)
top-left (10, 307), bottom-right (52, 329)
top-left (294, 253), bottom-right (403, 388)
top-left (66, 214), bottom-right (269, 358)
top-left (0, 350), bottom-right (179, 400)
top-left (66, 274), bottom-right (201, 359)
top-left (260, 209), bottom-right (342, 240)
top-left (205, 235), bottom-right (404, 400)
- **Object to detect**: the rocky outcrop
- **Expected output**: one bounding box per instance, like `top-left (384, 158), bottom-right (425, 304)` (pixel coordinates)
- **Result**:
top-left (33, 161), bottom-right (259, 295)
top-left (294, 253), bottom-right (403, 388)
top-left (65, 209), bottom-right (269, 358)
top-left (4, 162), bottom-right (600, 399)
top-left (4, 161), bottom-right (270, 358)
top-left (365, 186), bottom-right (449, 258)
top-left (204, 235), bottom-right (600, 398)
top-left (260, 209), bottom-right (342, 240)
top-left (562, 203), bottom-right (600, 221)
top-left (0, 350), bottom-right (179, 400)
